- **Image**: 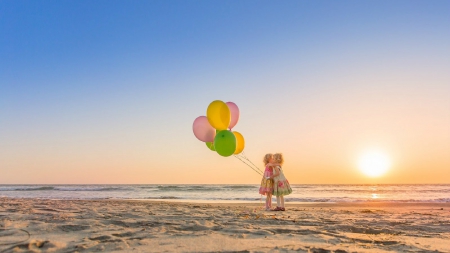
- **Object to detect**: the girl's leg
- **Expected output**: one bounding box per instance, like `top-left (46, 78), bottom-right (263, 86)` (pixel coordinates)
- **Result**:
top-left (280, 196), bottom-right (285, 208)
top-left (276, 196), bottom-right (281, 207)
top-left (267, 194), bottom-right (272, 208)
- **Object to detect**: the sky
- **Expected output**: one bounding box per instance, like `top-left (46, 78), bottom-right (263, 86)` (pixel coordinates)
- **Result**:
top-left (1, 1), bottom-right (449, 184)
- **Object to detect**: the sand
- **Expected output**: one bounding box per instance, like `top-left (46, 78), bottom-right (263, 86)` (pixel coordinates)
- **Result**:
top-left (1, 198), bottom-right (449, 253)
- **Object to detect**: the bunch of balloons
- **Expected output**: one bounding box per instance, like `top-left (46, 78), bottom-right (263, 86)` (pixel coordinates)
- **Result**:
top-left (192, 100), bottom-right (245, 157)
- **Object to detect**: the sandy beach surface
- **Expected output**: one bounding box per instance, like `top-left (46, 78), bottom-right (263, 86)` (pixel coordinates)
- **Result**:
top-left (1, 198), bottom-right (449, 253)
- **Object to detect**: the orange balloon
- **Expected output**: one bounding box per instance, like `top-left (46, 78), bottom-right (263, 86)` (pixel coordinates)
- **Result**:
top-left (233, 131), bottom-right (245, 154)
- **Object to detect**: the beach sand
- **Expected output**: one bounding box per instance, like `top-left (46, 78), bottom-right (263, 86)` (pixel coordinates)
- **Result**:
top-left (1, 198), bottom-right (449, 252)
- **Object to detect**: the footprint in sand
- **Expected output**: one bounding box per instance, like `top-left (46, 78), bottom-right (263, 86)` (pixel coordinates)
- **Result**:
top-left (59, 224), bottom-right (91, 232)
top-left (0, 228), bottom-right (30, 245)
top-left (1, 239), bottom-right (66, 253)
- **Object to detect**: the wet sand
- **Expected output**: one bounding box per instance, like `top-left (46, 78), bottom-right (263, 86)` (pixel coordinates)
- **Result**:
top-left (1, 198), bottom-right (449, 252)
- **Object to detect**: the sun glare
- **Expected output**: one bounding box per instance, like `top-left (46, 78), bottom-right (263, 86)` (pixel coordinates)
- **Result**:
top-left (358, 151), bottom-right (391, 177)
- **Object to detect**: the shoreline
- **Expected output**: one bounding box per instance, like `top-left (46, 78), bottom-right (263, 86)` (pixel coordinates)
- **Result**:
top-left (2, 196), bottom-right (450, 206)
top-left (1, 198), bottom-right (450, 252)
top-left (2, 184), bottom-right (448, 206)
top-left (135, 198), bottom-right (450, 206)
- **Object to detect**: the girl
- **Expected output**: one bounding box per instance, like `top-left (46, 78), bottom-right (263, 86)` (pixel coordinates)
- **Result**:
top-left (269, 153), bottom-right (292, 211)
top-left (259, 153), bottom-right (274, 211)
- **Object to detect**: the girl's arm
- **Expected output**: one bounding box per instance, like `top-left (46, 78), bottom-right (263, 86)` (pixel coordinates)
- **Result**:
top-left (271, 166), bottom-right (280, 179)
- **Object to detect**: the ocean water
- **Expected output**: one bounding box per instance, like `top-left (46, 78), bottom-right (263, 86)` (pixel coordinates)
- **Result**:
top-left (1, 184), bottom-right (449, 203)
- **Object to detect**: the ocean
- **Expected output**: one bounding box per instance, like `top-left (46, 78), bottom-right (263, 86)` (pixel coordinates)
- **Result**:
top-left (1, 184), bottom-right (449, 203)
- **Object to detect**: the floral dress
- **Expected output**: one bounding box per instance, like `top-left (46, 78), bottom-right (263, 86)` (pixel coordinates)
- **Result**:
top-left (259, 165), bottom-right (274, 195)
top-left (272, 166), bottom-right (292, 196)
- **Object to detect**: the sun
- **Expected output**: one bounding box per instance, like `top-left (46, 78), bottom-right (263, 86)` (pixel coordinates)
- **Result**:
top-left (358, 151), bottom-right (391, 177)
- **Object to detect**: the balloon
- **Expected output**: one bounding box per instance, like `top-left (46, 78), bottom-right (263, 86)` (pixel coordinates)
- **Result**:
top-left (207, 100), bottom-right (230, 130)
top-left (233, 131), bottom-right (245, 154)
top-left (226, 102), bottom-right (240, 130)
top-left (214, 130), bottom-right (236, 157)
top-left (206, 142), bottom-right (215, 151)
top-left (192, 116), bottom-right (215, 142)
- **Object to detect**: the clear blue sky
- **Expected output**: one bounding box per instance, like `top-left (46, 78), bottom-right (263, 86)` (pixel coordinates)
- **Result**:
top-left (1, 1), bottom-right (449, 184)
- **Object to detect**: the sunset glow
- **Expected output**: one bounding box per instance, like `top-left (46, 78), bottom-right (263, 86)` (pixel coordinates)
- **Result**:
top-left (358, 151), bottom-right (391, 177)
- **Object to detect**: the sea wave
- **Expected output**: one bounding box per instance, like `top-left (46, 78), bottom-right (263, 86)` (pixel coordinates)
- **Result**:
top-left (144, 196), bottom-right (182, 199)
top-left (156, 185), bottom-right (222, 192)
top-left (55, 187), bottom-right (131, 192)
top-left (154, 185), bottom-right (258, 192)
top-left (222, 185), bottom-right (258, 190)
top-left (306, 188), bottom-right (450, 193)
top-left (0, 186), bottom-right (131, 192)
top-left (0, 186), bottom-right (56, 191)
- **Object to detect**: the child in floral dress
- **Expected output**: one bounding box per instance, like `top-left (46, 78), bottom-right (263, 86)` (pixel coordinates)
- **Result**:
top-left (268, 153), bottom-right (292, 211)
top-left (259, 153), bottom-right (274, 211)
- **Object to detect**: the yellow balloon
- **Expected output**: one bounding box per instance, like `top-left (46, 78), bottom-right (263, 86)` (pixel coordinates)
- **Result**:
top-left (207, 100), bottom-right (230, 130)
top-left (233, 131), bottom-right (245, 154)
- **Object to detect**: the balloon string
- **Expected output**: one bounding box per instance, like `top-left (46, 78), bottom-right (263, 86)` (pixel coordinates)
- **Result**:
top-left (241, 152), bottom-right (264, 173)
top-left (233, 155), bottom-right (262, 176)
top-left (235, 153), bottom-right (264, 175)
top-left (237, 152), bottom-right (259, 172)
top-left (238, 152), bottom-right (264, 173)
top-left (235, 154), bottom-right (261, 173)
top-left (234, 155), bottom-right (262, 175)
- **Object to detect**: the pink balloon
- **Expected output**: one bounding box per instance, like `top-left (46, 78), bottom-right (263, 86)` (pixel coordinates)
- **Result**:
top-left (226, 102), bottom-right (240, 130)
top-left (192, 116), bottom-right (215, 142)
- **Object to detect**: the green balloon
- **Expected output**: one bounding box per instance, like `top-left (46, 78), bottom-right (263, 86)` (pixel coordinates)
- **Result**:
top-left (214, 130), bottom-right (236, 157)
top-left (206, 142), bottom-right (215, 151)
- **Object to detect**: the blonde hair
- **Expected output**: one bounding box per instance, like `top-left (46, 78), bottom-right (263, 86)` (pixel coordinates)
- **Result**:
top-left (273, 153), bottom-right (284, 165)
top-left (263, 153), bottom-right (273, 165)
